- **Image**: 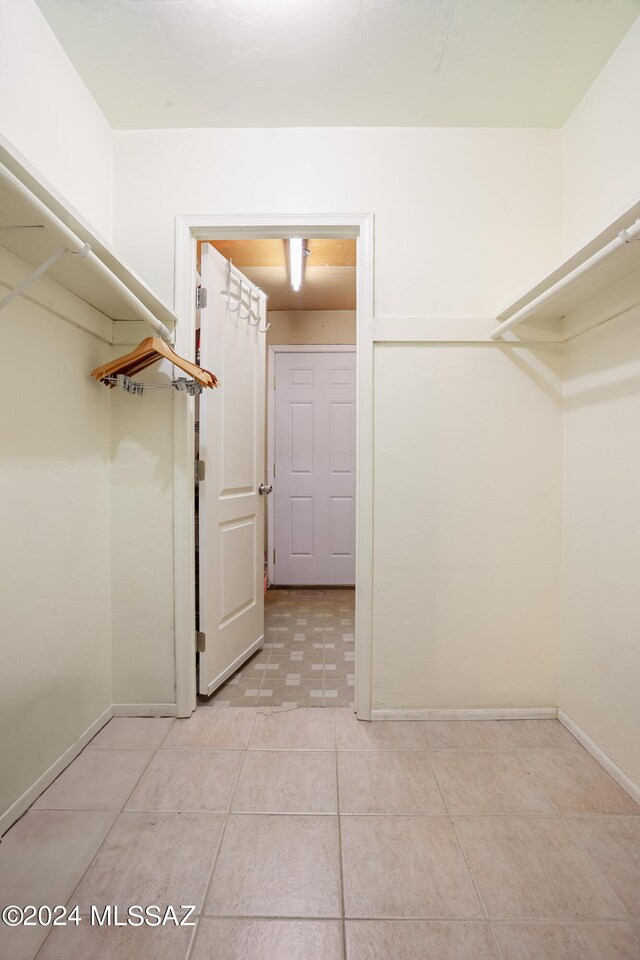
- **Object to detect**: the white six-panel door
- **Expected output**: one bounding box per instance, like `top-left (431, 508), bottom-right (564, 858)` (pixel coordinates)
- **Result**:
top-left (198, 244), bottom-right (266, 696)
top-left (270, 347), bottom-right (356, 586)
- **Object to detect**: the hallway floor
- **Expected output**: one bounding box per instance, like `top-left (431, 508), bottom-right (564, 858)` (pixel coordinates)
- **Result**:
top-left (206, 588), bottom-right (355, 708)
top-left (1, 710), bottom-right (639, 960)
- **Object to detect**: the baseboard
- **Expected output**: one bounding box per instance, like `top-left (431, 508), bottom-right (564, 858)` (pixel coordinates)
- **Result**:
top-left (112, 703), bottom-right (178, 717)
top-left (558, 709), bottom-right (640, 806)
top-left (370, 707), bottom-right (559, 721)
top-left (0, 705), bottom-right (113, 838)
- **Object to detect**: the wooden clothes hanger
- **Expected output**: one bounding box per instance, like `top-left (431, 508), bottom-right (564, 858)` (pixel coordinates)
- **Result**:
top-left (91, 337), bottom-right (218, 389)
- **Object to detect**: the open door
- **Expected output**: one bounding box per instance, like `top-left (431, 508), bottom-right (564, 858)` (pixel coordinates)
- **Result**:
top-left (197, 243), bottom-right (267, 696)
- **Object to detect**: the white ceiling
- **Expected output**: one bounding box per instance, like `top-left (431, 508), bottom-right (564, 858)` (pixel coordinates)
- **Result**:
top-left (35, 0), bottom-right (639, 129)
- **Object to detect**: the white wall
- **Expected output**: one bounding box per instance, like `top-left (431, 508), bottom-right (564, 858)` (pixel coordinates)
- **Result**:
top-left (112, 126), bottom-right (564, 711)
top-left (267, 310), bottom-right (356, 345)
top-left (562, 15), bottom-right (640, 255)
top-left (0, 0), bottom-right (113, 240)
top-left (110, 385), bottom-right (176, 708)
top-left (559, 18), bottom-right (640, 792)
top-left (374, 341), bottom-right (563, 709)
top-left (114, 128), bottom-right (560, 314)
top-left (0, 0), bottom-right (114, 829)
top-left (0, 247), bottom-right (113, 827)
top-left (0, 0), bottom-right (634, 813)
top-left (561, 308), bottom-right (640, 788)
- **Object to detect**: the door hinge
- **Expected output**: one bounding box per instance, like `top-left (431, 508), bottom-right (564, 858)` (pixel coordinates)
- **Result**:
top-left (196, 631), bottom-right (206, 652)
top-left (273, 462), bottom-right (276, 478)
top-left (196, 285), bottom-right (208, 310)
top-left (273, 375), bottom-right (276, 390)
top-left (273, 549), bottom-right (276, 564)
top-left (196, 460), bottom-right (206, 482)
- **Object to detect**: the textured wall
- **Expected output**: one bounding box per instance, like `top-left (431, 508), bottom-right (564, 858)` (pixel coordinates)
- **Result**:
top-left (0, 247), bottom-right (112, 824)
top-left (562, 16), bottom-right (640, 254)
top-left (0, 0), bottom-right (114, 240)
top-left (561, 306), bottom-right (640, 788)
top-left (112, 126), bottom-right (563, 710)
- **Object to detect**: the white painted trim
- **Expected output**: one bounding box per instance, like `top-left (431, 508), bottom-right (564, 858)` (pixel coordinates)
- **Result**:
top-left (0, 706), bottom-right (113, 837)
top-left (354, 216), bottom-right (374, 721)
top-left (112, 703), bottom-right (179, 717)
top-left (0, 246), bottom-right (114, 344)
top-left (173, 216), bottom-right (198, 719)
top-left (173, 214), bottom-right (375, 722)
top-left (269, 344), bottom-right (356, 353)
top-left (201, 636), bottom-right (265, 698)
top-left (112, 320), bottom-right (150, 344)
top-left (558, 709), bottom-right (640, 805)
top-left (373, 316), bottom-right (563, 343)
top-left (180, 213), bottom-right (367, 240)
top-left (371, 707), bottom-right (559, 721)
top-left (0, 133), bottom-right (177, 331)
top-left (496, 197), bottom-right (640, 321)
top-left (266, 344), bottom-right (357, 587)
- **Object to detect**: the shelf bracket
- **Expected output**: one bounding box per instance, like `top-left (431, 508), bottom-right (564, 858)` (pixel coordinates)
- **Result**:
top-left (0, 245), bottom-right (70, 314)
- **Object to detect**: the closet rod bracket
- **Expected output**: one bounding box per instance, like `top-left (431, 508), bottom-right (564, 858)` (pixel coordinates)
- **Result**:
top-left (0, 245), bottom-right (70, 315)
top-left (70, 242), bottom-right (92, 259)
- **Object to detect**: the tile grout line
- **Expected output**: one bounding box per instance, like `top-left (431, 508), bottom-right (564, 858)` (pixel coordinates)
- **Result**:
top-left (450, 805), bottom-right (634, 924)
top-left (174, 914), bottom-right (640, 923)
top-left (333, 707), bottom-right (348, 960)
top-left (32, 726), bottom-right (169, 957)
top-left (224, 589), bottom-right (356, 710)
top-left (186, 708), bottom-right (261, 959)
top-left (322, 615), bottom-right (327, 709)
top-left (180, 913), bottom-right (202, 960)
top-left (447, 814), bottom-right (504, 955)
top-left (187, 913), bottom-right (640, 923)
top-left (268, 598), bottom-right (300, 708)
top-left (513, 731), bottom-right (637, 921)
top-left (556, 809), bottom-right (634, 922)
top-left (251, 636), bottom-right (270, 707)
top-left (426, 750), bottom-right (502, 953)
top-left (15, 706), bottom-right (640, 958)
top-left (428, 748), bottom-right (502, 940)
top-left (33, 807), bottom-right (635, 820)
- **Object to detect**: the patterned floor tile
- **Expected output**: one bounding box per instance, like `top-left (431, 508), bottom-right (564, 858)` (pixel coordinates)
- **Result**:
top-left (200, 588), bottom-right (355, 708)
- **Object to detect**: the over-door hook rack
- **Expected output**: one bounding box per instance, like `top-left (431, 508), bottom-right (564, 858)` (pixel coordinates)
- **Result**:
top-left (221, 261), bottom-right (270, 333)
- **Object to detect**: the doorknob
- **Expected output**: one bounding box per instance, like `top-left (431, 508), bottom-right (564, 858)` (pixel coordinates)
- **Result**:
top-left (258, 483), bottom-right (273, 495)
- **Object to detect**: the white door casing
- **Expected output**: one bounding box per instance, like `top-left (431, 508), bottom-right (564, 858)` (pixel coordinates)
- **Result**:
top-left (268, 346), bottom-right (356, 586)
top-left (198, 244), bottom-right (266, 696)
top-left (173, 213), bottom-right (374, 720)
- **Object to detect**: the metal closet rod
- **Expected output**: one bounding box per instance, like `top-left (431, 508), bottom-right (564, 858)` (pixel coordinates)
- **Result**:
top-left (0, 163), bottom-right (174, 343)
top-left (490, 218), bottom-right (640, 340)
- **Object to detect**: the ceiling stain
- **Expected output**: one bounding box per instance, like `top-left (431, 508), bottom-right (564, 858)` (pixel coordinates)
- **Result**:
top-left (34, 0), bottom-right (640, 128)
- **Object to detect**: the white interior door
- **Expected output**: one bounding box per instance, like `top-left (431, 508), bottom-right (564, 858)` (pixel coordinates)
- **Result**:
top-left (270, 348), bottom-right (356, 586)
top-left (198, 244), bottom-right (267, 696)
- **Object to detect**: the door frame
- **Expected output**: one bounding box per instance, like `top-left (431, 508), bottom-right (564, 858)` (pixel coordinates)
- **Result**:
top-left (267, 344), bottom-right (357, 586)
top-left (173, 213), bottom-right (374, 720)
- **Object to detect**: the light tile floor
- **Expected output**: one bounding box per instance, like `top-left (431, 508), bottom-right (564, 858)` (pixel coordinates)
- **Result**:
top-left (205, 588), bottom-right (355, 708)
top-left (0, 709), bottom-right (639, 959)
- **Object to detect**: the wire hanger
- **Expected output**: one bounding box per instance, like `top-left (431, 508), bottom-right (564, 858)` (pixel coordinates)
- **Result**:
top-left (90, 337), bottom-right (218, 389)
